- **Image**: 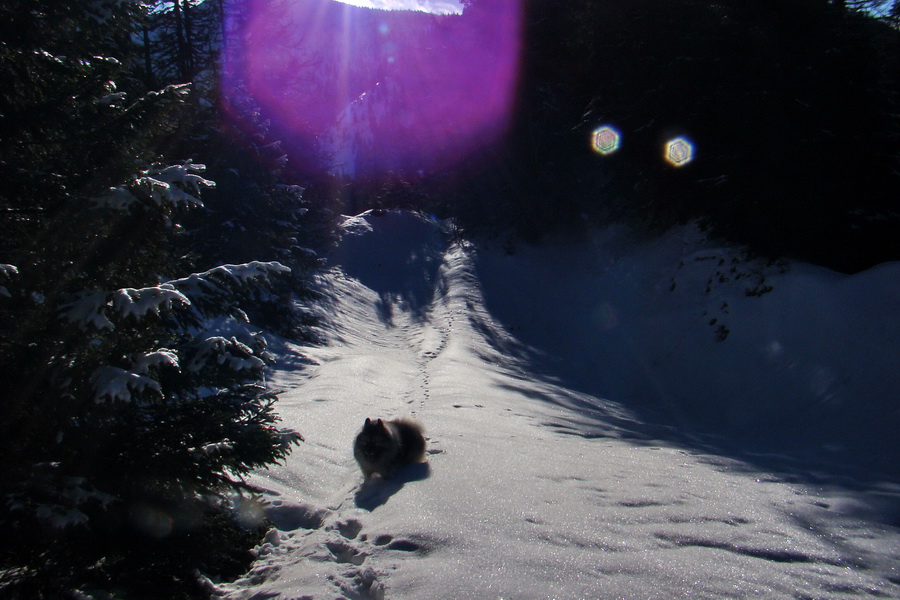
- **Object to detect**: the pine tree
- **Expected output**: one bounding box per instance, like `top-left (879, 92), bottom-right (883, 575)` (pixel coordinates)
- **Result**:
top-left (0, 2), bottom-right (306, 596)
top-left (137, 0), bottom-right (335, 342)
top-left (142, 0), bottom-right (224, 86)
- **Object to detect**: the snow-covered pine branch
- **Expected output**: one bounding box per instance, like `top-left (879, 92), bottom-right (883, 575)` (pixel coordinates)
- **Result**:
top-left (163, 261), bottom-right (291, 316)
top-left (93, 160), bottom-right (214, 212)
top-left (185, 335), bottom-right (267, 375)
top-left (97, 79), bottom-right (127, 107)
top-left (90, 365), bottom-right (162, 403)
top-left (133, 349), bottom-right (180, 374)
top-left (93, 350), bottom-right (180, 404)
top-left (59, 262), bottom-right (290, 381)
top-left (0, 263), bottom-right (17, 298)
top-left (149, 160), bottom-right (215, 196)
top-left (33, 49), bottom-right (65, 65)
top-left (60, 286), bottom-right (191, 331)
top-left (112, 286), bottom-right (191, 319)
top-left (127, 82), bottom-right (191, 110)
top-left (93, 349), bottom-right (179, 399)
top-left (193, 440), bottom-right (235, 458)
top-left (60, 290), bottom-right (116, 331)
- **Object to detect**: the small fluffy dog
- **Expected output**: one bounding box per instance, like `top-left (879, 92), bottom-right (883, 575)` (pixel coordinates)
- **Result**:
top-left (353, 417), bottom-right (426, 480)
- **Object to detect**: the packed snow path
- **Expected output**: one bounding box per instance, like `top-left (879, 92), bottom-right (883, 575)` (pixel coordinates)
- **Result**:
top-left (222, 211), bottom-right (900, 599)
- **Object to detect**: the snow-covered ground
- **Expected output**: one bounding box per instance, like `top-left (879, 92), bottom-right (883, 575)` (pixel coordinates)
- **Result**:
top-left (221, 210), bottom-right (900, 599)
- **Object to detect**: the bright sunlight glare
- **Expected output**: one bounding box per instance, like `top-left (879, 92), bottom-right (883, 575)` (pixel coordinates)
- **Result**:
top-left (333, 0), bottom-right (463, 14)
top-left (221, 0), bottom-right (521, 179)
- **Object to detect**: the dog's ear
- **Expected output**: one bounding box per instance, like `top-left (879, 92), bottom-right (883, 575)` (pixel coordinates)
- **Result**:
top-left (375, 418), bottom-right (383, 427)
top-left (364, 417), bottom-right (372, 426)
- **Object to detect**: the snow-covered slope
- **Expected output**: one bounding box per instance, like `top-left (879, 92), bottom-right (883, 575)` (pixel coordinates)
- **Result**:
top-left (221, 211), bottom-right (900, 599)
top-left (475, 226), bottom-right (900, 479)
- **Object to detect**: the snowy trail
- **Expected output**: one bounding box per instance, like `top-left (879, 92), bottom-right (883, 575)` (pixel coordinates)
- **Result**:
top-left (222, 212), bottom-right (900, 599)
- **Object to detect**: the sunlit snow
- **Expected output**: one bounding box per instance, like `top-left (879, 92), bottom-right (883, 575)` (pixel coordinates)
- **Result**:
top-left (220, 211), bottom-right (900, 599)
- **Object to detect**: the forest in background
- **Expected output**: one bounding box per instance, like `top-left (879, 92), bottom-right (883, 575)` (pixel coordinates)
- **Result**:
top-left (408, 0), bottom-right (900, 273)
top-left (0, 0), bottom-right (898, 598)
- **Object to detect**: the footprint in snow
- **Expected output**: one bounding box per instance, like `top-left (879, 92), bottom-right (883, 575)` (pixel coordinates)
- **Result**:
top-left (325, 539), bottom-right (367, 565)
top-left (265, 501), bottom-right (328, 531)
top-left (328, 564), bottom-right (385, 600)
top-left (373, 535), bottom-right (420, 552)
top-left (329, 517), bottom-right (364, 540)
top-left (322, 522), bottom-right (430, 599)
top-left (425, 436), bottom-right (444, 455)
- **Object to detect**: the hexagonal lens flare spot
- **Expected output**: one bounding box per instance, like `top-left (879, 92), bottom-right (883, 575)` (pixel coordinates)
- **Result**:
top-left (665, 137), bottom-right (694, 167)
top-left (591, 126), bottom-right (621, 155)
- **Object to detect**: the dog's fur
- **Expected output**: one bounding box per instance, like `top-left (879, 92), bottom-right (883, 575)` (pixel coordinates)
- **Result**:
top-left (353, 417), bottom-right (426, 480)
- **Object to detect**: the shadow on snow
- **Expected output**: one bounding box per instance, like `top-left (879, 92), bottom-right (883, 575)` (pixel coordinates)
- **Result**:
top-left (354, 462), bottom-right (432, 512)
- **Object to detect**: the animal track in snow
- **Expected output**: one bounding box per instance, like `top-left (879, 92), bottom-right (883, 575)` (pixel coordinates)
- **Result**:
top-left (372, 533), bottom-right (429, 554)
top-left (314, 515), bottom-right (434, 598)
top-left (331, 517), bottom-right (364, 540)
top-left (413, 313), bottom-right (454, 413)
top-left (326, 539), bottom-right (368, 565)
top-left (385, 539), bottom-right (422, 553)
top-left (265, 501), bottom-right (328, 531)
top-left (327, 565), bottom-right (385, 600)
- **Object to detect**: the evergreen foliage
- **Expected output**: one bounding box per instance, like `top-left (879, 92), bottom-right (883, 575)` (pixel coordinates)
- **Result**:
top-left (0, 1), bottom-right (321, 596)
top-left (145, 0), bottom-right (335, 342)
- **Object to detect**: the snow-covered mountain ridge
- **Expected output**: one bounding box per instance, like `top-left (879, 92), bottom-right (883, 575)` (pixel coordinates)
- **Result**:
top-left (221, 210), bottom-right (900, 599)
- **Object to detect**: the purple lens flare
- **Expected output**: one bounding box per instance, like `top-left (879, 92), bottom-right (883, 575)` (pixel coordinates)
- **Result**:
top-left (221, 0), bottom-right (522, 179)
